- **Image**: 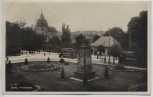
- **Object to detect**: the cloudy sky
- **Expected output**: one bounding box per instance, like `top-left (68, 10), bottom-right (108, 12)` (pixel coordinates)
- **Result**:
top-left (5, 1), bottom-right (148, 32)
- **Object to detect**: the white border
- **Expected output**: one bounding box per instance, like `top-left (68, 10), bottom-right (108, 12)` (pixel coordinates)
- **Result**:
top-left (1, 0), bottom-right (152, 95)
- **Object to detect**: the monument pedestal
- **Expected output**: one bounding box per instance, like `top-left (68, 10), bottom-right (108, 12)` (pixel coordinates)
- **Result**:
top-left (74, 71), bottom-right (95, 80)
top-left (72, 39), bottom-right (98, 83)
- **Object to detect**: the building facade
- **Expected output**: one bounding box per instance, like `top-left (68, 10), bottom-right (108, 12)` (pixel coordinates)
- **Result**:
top-left (33, 11), bottom-right (57, 41)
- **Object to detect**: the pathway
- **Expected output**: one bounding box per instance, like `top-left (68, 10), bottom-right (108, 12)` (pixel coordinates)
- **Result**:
top-left (7, 52), bottom-right (147, 71)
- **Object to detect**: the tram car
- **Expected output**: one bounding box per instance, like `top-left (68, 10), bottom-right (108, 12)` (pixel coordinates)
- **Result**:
top-left (61, 48), bottom-right (77, 58)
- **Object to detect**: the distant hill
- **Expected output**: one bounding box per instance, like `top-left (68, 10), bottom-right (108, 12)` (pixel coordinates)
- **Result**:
top-left (72, 30), bottom-right (105, 36)
top-left (70, 30), bottom-right (106, 43)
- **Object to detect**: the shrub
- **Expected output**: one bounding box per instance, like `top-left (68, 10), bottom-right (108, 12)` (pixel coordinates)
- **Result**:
top-left (104, 66), bottom-right (109, 79)
top-left (47, 57), bottom-right (50, 64)
top-left (134, 48), bottom-right (147, 67)
top-left (61, 68), bottom-right (65, 79)
top-left (59, 58), bottom-right (65, 63)
top-left (109, 44), bottom-right (122, 57)
top-left (64, 62), bottom-right (69, 65)
top-left (114, 64), bottom-right (125, 70)
top-left (25, 58), bottom-right (28, 65)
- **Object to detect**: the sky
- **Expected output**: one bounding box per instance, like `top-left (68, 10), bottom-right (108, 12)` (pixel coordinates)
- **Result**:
top-left (5, 1), bottom-right (148, 32)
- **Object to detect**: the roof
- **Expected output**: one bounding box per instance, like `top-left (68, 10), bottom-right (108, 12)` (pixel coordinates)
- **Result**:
top-left (36, 11), bottom-right (48, 27)
top-left (61, 48), bottom-right (77, 51)
top-left (91, 36), bottom-right (121, 47)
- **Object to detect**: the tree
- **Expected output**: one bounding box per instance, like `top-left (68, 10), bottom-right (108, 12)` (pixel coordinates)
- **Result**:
top-left (104, 66), bottom-right (109, 79)
top-left (6, 21), bottom-right (45, 56)
top-left (104, 27), bottom-right (128, 50)
top-left (20, 27), bottom-right (45, 51)
top-left (108, 44), bottom-right (122, 57)
top-left (25, 58), bottom-right (28, 65)
top-left (127, 11), bottom-right (147, 66)
top-left (47, 35), bottom-right (61, 52)
top-left (6, 21), bottom-right (21, 56)
top-left (74, 34), bottom-right (86, 49)
top-left (92, 34), bottom-right (101, 42)
top-left (134, 48), bottom-right (147, 67)
top-left (47, 57), bottom-right (50, 64)
top-left (61, 68), bottom-right (65, 79)
top-left (128, 11), bottom-right (147, 51)
top-left (61, 23), bottom-right (71, 48)
top-left (59, 58), bottom-right (65, 63)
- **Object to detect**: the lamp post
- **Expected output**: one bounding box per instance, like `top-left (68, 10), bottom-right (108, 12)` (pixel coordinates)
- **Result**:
top-left (108, 29), bottom-right (111, 64)
top-left (19, 33), bottom-right (21, 54)
top-left (129, 30), bottom-right (131, 51)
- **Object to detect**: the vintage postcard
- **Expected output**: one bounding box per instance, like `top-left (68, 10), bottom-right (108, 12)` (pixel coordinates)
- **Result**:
top-left (1, 0), bottom-right (151, 95)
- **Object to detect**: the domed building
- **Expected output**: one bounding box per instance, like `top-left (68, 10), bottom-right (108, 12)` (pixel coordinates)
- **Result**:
top-left (35, 11), bottom-right (48, 35)
top-left (33, 11), bottom-right (57, 42)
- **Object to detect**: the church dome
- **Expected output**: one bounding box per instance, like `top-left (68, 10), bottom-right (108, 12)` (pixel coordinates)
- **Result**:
top-left (36, 12), bottom-right (48, 27)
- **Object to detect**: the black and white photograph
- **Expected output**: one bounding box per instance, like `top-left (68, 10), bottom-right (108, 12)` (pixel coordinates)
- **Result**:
top-left (2, 0), bottom-right (151, 95)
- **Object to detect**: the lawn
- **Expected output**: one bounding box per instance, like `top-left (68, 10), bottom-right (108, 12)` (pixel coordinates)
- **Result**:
top-left (6, 61), bottom-right (147, 92)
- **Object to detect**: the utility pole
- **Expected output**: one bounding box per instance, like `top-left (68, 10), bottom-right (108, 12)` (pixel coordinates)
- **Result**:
top-left (108, 29), bottom-right (111, 64)
top-left (129, 30), bottom-right (132, 51)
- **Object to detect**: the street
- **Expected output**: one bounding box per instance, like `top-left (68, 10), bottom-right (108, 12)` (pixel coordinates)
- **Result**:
top-left (7, 51), bottom-right (146, 70)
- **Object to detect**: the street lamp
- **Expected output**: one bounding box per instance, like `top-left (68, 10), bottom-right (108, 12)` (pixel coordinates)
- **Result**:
top-left (108, 29), bottom-right (111, 64)
top-left (129, 30), bottom-right (132, 51)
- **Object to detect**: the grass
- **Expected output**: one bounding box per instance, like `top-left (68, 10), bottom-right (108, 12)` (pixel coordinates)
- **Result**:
top-left (6, 61), bottom-right (147, 91)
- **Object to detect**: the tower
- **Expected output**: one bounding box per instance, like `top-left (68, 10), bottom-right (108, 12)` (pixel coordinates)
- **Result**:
top-left (35, 11), bottom-right (48, 35)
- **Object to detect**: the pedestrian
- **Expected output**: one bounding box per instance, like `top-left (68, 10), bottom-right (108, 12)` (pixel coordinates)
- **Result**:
top-left (61, 68), bottom-right (65, 79)
top-left (44, 53), bottom-right (46, 56)
top-left (6, 57), bottom-right (9, 65)
top-left (59, 52), bottom-right (63, 58)
top-left (97, 51), bottom-right (99, 59)
top-left (102, 52), bottom-right (103, 56)
top-left (113, 57), bottom-right (115, 64)
top-left (118, 55), bottom-right (123, 64)
top-left (104, 56), bottom-right (106, 63)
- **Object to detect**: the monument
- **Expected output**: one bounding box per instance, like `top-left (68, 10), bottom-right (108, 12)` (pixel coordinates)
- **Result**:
top-left (74, 39), bottom-right (96, 80)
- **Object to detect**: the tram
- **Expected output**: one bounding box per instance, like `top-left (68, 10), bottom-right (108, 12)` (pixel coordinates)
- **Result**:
top-left (61, 48), bottom-right (77, 58)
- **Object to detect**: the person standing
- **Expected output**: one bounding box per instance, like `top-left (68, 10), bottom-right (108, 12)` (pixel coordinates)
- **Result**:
top-left (104, 56), bottom-right (106, 64)
top-left (97, 51), bottom-right (99, 59)
top-left (118, 55), bottom-right (123, 64)
top-left (6, 57), bottom-right (9, 65)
